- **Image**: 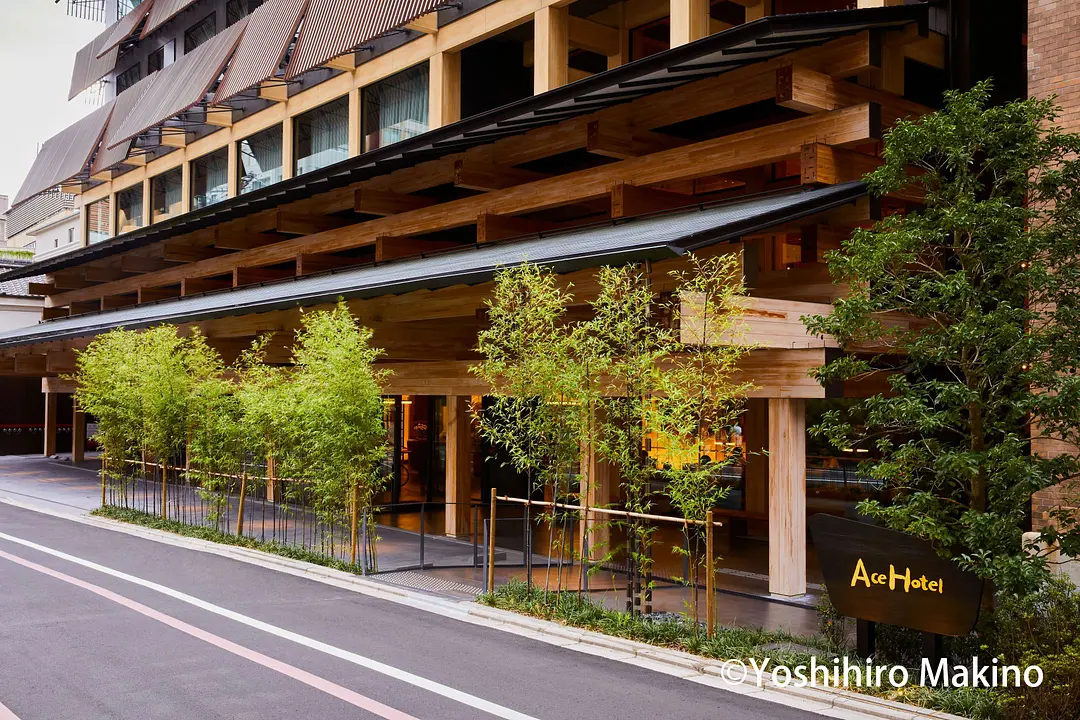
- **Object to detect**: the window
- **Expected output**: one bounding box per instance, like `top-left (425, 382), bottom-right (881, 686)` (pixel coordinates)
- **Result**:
top-left (184, 13), bottom-right (216, 54)
top-left (191, 148), bottom-right (230, 210)
top-left (116, 184), bottom-right (144, 233)
top-left (151, 168), bottom-right (183, 223)
top-left (361, 64), bottom-right (429, 153)
top-left (238, 124), bottom-right (283, 194)
top-left (67, 227), bottom-right (74, 244)
top-left (148, 40), bottom-right (174, 74)
top-left (87, 197), bottom-right (111, 244)
top-left (226, 0), bottom-right (264, 26)
top-left (115, 63), bottom-right (141, 95)
top-left (294, 97), bottom-right (349, 176)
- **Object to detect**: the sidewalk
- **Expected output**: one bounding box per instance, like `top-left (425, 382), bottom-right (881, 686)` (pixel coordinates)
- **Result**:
top-left (0, 453), bottom-right (822, 637)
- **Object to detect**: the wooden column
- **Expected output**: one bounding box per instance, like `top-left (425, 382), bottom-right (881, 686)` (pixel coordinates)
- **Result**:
top-left (580, 411), bottom-right (616, 560)
top-left (767, 397), bottom-right (806, 596)
top-left (78, 202), bottom-right (89, 247)
top-left (670, 0), bottom-right (709, 47)
top-left (141, 178), bottom-right (151, 227)
top-left (44, 392), bottom-right (57, 457)
top-left (743, 398), bottom-right (769, 537)
top-left (180, 161), bottom-right (192, 214)
top-left (282, 118), bottom-right (295, 180)
top-left (534, 6), bottom-right (569, 94)
top-left (72, 401), bottom-right (86, 463)
top-left (227, 140), bottom-right (239, 198)
top-left (107, 191), bottom-right (118, 238)
top-left (445, 395), bottom-right (472, 536)
top-left (348, 87), bottom-right (362, 156)
top-left (744, 0), bottom-right (771, 22)
top-left (429, 52), bottom-right (461, 131)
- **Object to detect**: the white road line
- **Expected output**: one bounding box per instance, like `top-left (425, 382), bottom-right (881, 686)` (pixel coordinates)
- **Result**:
top-left (0, 699), bottom-right (20, 720)
top-left (0, 531), bottom-right (539, 720)
top-left (0, 548), bottom-right (417, 720)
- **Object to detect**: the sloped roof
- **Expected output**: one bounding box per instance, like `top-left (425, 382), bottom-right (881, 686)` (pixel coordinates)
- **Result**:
top-left (214, 0), bottom-right (309, 104)
top-left (12, 102), bottom-right (115, 206)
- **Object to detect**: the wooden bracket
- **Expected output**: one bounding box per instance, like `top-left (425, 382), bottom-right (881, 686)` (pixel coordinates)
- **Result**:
top-left (586, 120), bottom-right (684, 160)
top-left (355, 188), bottom-right (438, 216)
top-left (610, 182), bottom-right (698, 219)
top-left (453, 159), bottom-right (547, 191)
top-left (375, 236), bottom-right (460, 262)
top-left (296, 253), bottom-right (364, 275)
top-left (181, 276), bottom-right (233, 296)
top-left (476, 212), bottom-right (555, 243)
top-left (234, 266), bottom-right (296, 287)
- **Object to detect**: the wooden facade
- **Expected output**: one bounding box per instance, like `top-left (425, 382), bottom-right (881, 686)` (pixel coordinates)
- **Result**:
top-left (1, 0), bottom-right (949, 596)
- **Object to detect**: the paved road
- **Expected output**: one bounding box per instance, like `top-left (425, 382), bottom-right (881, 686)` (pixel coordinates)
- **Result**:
top-left (0, 501), bottom-right (826, 719)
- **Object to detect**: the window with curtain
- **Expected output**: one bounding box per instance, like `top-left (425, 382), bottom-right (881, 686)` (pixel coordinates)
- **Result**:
top-left (87, 197), bottom-right (111, 244)
top-left (115, 63), bottom-right (141, 95)
top-left (151, 168), bottom-right (183, 223)
top-left (294, 97), bottom-right (349, 176)
top-left (184, 13), bottom-right (216, 54)
top-left (362, 64), bottom-right (429, 153)
top-left (116, 184), bottom-right (144, 233)
top-left (226, 0), bottom-right (264, 26)
top-left (238, 124), bottom-right (283, 194)
top-left (191, 148), bottom-right (230, 210)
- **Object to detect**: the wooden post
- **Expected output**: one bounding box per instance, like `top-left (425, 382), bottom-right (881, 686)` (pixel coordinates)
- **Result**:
top-left (768, 397), bottom-right (807, 596)
top-left (487, 487), bottom-right (497, 593)
top-left (579, 412), bottom-right (615, 561)
top-left (428, 52), bottom-right (461, 131)
top-left (744, 399), bottom-right (768, 537)
top-left (43, 392), bottom-right (57, 457)
top-left (350, 481), bottom-right (359, 566)
top-left (445, 396), bottom-right (472, 536)
top-left (72, 401), bottom-right (86, 463)
top-left (533, 6), bottom-right (568, 94)
top-left (266, 455), bottom-right (277, 502)
top-left (281, 118), bottom-right (295, 180)
top-left (100, 453), bottom-right (107, 508)
top-left (706, 509), bottom-right (715, 637)
top-left (141, 178), bottom-right (151, 227)
top-left (348, 87), bottom-right (362, 157)
top-left (235, 471), bottom-right (248, 536)
top-left (670, 0), bottom-right (709, 47)
top-left (180, 161), bottom-right (192, 214)
top-left (160, 461), bottom-right (167, 520)
top-left (226, 140), bottom-right (239, 198)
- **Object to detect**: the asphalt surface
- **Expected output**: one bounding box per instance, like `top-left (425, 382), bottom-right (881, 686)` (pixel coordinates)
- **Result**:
top-left (0, 500), bottom-right (828, 720)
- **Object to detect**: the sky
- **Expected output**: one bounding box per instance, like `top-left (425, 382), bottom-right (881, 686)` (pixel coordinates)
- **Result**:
top-left (0, 1), bottom-right (101, 203)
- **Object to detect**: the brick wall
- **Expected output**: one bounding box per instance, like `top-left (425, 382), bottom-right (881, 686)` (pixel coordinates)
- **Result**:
top-left (1029, 0), bottom-right (1080, 530)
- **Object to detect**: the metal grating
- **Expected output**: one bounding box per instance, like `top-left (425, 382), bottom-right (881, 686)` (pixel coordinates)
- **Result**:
top-left (0, 183), bottom-right (865, 348)
top-left (286, 0), bottom-right (446, 79)
top-left (69, 26), bottom-right (121, 100)
top-left (96, 0), bottom-right (155, 59)
top-left (12, 102), bottom-right (115, 206)
top-left (214, 0), bottom-right (309, 104)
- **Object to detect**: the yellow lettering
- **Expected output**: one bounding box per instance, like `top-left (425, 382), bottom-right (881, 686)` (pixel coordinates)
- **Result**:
top-left (851, 558), bottom-right (871, 588)
top-left (889, 564), bottom-right (911, 592)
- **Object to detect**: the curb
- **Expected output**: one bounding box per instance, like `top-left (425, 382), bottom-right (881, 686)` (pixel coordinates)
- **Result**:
top-left (0, 496), bottom-right (969, 720)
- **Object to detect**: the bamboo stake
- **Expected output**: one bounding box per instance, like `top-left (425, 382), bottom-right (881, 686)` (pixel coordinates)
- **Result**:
top-left (487, 488), bottom-right (497, 594)
top-left (160, 461), bottom-right (167, 521)
top-left (100, 453), bottom-right (106, 508)
top-left (350, 481), bottom-right (359, 567)
top-left (706, 509), bottom-right (715, 638)
top-left (235, 471), bottom-right (248, 536)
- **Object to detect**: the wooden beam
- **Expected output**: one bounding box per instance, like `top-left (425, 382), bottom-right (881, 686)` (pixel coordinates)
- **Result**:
top-left (823, 30), bottom-right (879, 78)
top-left (429, 51), bottom-right (462, 130)
top-left (16, 354), bottom-right (47, 375)
top-left (610, 182), bottom-right (697, 218)
top-left (273, 210), bottom-right (353, 236)
top-left (84, 266), bottom-right (130, 283)
top-left (776, 65), bottom-right (931, 127)
top-left (160, 130), bottom-right (188, 148)
top-left (204, 106), bottom-right (236, 127)
top-left (567, 16), bottom-right (620, 56)
top-left (49, 105), bottom-right (878, 309)
top-left (46, 351), bottom-right (76, 374)
top-left (101, 294), bottom-right (138, 310)
top-left (356, 188), bottom-right (438, 216)
top-left (258, 81), bottom-right (289, 102)
top-left (51, 270), bottom-right (90, 291)
top-left (586, 120), bottom-right (684, 159)
top-left (43, 376), bottom-right (78, 394)
top-left (800, 142), bottom-right (881, 186)
top-left (405, 13), bottom-right (438, 34)
top-left (138, 286), bottom-right (181, 303)
top-left (234, 265), bottom-right (295, 287)
top-left (70, 300), bottom-right (101, 316)
top-left (181, 276), bottom-right (232, 296)
top-left (323, 54), bottom-right (356, 71)
top-left (163, 244), bottom-right (231, 263)
top-left (375, 236), bottom-right (461, 262)
top-left (296, 253), bottom-right (365, 275)
top-left (453, 159), bottom-right (548, 191)
top-left (120, 255), bottom-right (176, 273)
top-left (42, 307), bottom-right (70, 320)
top-left (28, 282), bottom-right (59, 296)
top-left (476, 212), bottom-right (555, 243)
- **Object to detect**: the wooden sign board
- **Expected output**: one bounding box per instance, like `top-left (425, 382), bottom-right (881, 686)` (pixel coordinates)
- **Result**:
top-left (810, 514), bottom-right (984, 637)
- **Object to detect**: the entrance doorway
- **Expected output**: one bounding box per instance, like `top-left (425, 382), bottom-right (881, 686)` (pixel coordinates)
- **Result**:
top-left (382, 395), bottom-right (447, 506)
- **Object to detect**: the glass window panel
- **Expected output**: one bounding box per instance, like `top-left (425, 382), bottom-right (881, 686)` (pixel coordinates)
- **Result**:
top-left (226, 0), bottom-right (263, 26)
top-left (238, 124), bottom-right (283, 194)
top-left (87, 197), bottom-right (111, 244)
top-left (184, 13), bottom-right (216, 54)
top-left (116, 184), bottom-right (144, 233)
top-left (116, 63), bottom-right (141, 95)
top-left (191, 148), bottom-right (230, 210)
top-left (294, 97), bottom-right (349, 176)
top-left (151, 168), bottom-right (183, 223)
top-left (362, 64), bottom-right (429, 153)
